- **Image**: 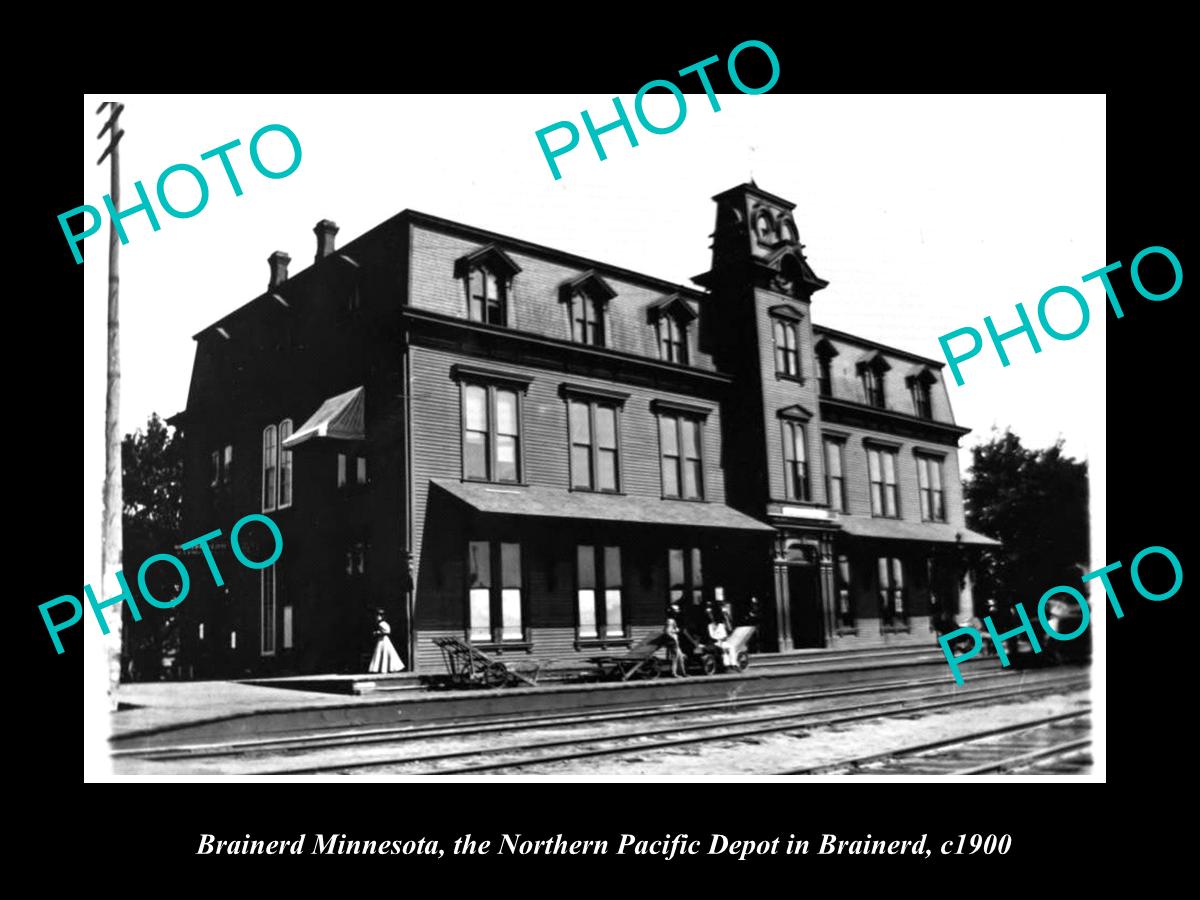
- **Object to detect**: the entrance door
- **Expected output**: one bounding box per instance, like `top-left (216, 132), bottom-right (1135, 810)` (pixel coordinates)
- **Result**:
top-left (788, 564), bottom-right (825, 648)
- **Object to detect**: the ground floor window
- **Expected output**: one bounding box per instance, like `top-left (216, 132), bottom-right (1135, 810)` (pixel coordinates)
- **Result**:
top-left (877, 557), bottom-right (907, 627)
top-left (668, 547), bottom-right (704, 607)
top-left (261, 567), bottom-right (276, 655)
top-left (467, 540), bottom-right (524, 643)
top-left (836, 555), bottom-right (855, 630)
top-left (577, 545), bottom-right (625, 639)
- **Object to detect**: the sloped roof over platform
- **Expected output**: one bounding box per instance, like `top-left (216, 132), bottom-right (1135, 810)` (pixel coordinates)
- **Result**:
top-left (838, 515), bottom-right (1000, 546)
top-left (431, 479), bottom-right (775, 532)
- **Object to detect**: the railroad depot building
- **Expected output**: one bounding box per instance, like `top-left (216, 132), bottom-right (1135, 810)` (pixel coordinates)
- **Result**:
top-left (172, 183), bottom-right (998, 678)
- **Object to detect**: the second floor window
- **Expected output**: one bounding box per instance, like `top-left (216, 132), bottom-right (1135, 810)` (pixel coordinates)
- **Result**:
top-left (782, 420), bottom-right (810, 501)
top-left (262, 420), bottom-right (293, 511)
top-left (824, 437), bottom-right (846, 512)
top-left (917, 454), bottom-right (946, 522)
top-left (569, 400), bottom-right (620, 492)
top-left (278, 420), bottom-right (293, 508)
top-left (868, 446), bottom-right (899, 517)
top-left (773, 318), bottom-right (800, 378)
top-left (659, 413), bottom-right (703, 500)
top-left (210, 445), bottom-right (233, 489)
top-left (463, 384), bottom-right (521, 483)
top-left (262, 425), bottom-right (278, 511)
top-left (468, 268), bottom-right (506, 325)
top-left (818, 355), bottom-right (833, 396)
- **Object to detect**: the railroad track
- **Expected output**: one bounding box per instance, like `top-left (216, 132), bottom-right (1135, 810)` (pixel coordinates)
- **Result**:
top-left (781, 710), bottom-right (1092, 775)
top-left (251, 672), bottom-right (1088, 776)
top-left (113, 667), bottom-right (1077, 766)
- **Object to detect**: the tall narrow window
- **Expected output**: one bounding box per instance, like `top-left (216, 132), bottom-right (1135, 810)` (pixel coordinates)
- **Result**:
top-left (824, 438), bottom-right (846, 513)
top-left (457, 246), bottom-right (520, 328)
top-left (569, 399), bottom-right (620, 492)
top-left (818, 355), bottom-right (833, 396)
top-left (495, 389), bottom-right (519, 483)
top-left (917, 454), bottom-right (946, 522)
top-left (867, 446), bottom-right (899, 517)
top-left (863, 368), bottom-right (885, 407)
top-left (782, 420), bottom-right (810, 501)
top-left (815, 338), bottom-right (838, 398)
top-left (337, 452), bottom-right (347, 488)
top-left (278, 419), bottom-right (293, 507)
top-left (576, 545), bottom-right (625, 640)
top-left (878, 557), bottom-right (907, 626)
top-left (836, 555), bottom-right (853, 629)
top-left (464, 385), bottom-right (489, 480)
top-left (668, 547), bottom-right (704, 608)
top-left (858, 354), bottom-right (891, 409)
top-left (467, 540), bottom-right (524, 643)
top-left (260, 566), bottom-right (276, 656)
top-left (659, 413), bottom-right (703, 500)
top-left (658, 315), bottom-right (688, 364)
top-left (571, 295), bottom-right (605, 346)
top-left (462, 382), bottom-right (522, 484)
top-left (222, 444), bottom-right (233, 487)
top-left (499, 542), bottom-right (523, 640)
top-left (210, 450), bottom-right (221, 489)
top-left (467, 540), bottom-right (491, 641)
top-left (773, 318), bottom-right (800, 378)
top-left (912, 380), bottom-right (932, 419)
top-left (282, 605), bottom-right (294, 650)
top-left (262, 425), bottom-right (278, 511)
top-left (468, 269), bottom-right (505, 325)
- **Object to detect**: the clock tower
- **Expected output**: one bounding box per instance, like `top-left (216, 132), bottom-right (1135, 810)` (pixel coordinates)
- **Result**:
top-left (696, 182), bottom-right (837, 651)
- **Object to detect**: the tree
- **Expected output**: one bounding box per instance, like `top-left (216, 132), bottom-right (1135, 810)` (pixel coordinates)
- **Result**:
top-left (121, 413), bottom-right (183, 680)
top-left (964, 427), bottom-right (1089, 613)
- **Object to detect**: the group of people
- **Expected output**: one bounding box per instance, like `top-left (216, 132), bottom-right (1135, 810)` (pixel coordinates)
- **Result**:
top-left (662, 595), bottom-right (759, 677)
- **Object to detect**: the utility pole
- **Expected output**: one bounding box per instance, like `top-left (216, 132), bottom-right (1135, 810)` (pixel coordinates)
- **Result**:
top-left (97, 102), bottom-right (125, 710)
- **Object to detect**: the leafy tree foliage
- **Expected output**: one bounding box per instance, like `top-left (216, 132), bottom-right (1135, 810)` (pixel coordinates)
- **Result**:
top-left (964, 428), bottom-right (1089, 613)
top-left (121, 413), bottom-right (182, 680)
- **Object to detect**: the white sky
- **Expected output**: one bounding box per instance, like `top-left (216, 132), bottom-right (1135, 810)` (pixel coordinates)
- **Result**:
top-left (81, 94), bottom-right (1106, 780)
top-left (81, 94), bottom-right (1105, 467)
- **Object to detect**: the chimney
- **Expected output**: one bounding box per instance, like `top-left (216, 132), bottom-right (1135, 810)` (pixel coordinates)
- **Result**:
top-left (268, 251), bottom-right (290, 289)
top-left (314, 219), bottom-right (339, 261)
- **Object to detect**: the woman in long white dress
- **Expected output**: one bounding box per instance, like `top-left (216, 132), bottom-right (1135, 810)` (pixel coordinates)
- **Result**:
top-left (369, 609), bottom-right (405, 674)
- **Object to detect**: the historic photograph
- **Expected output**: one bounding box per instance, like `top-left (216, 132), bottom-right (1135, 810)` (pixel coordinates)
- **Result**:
top-left (80, 94), bottom-right (1105, 778)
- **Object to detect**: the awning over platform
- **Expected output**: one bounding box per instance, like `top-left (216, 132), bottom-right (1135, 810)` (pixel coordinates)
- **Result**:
top-left (431, 478), bottom-right (775, 532)
top-left (283, 386), bottom-right (365, 448)
top-left (837, 515), bottom-right (1000, 546)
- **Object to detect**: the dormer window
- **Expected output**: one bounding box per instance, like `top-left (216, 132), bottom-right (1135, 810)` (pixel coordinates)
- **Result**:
top-left (453, 244), bottom-right (522, 328)
top-left (559, 271), bottom-right (616, 348)
top-left (815, 337), bottom-right (838, 397)
top-left (470, 270), bottom-right (504, 325)
top-left (906, 367), bottom-right (937, 419)
top-left (856, 351), bottom-right (891, 409)
top-left (647, 294), bottom-right (698, 366)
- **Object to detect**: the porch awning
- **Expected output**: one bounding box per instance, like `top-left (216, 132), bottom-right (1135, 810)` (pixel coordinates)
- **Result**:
top-left (283, 386), bottom-right (365, 448)
top-left (837, 515), bottom-right (1000, 547)
top-left (431, 479), bottom-right (775, 532)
